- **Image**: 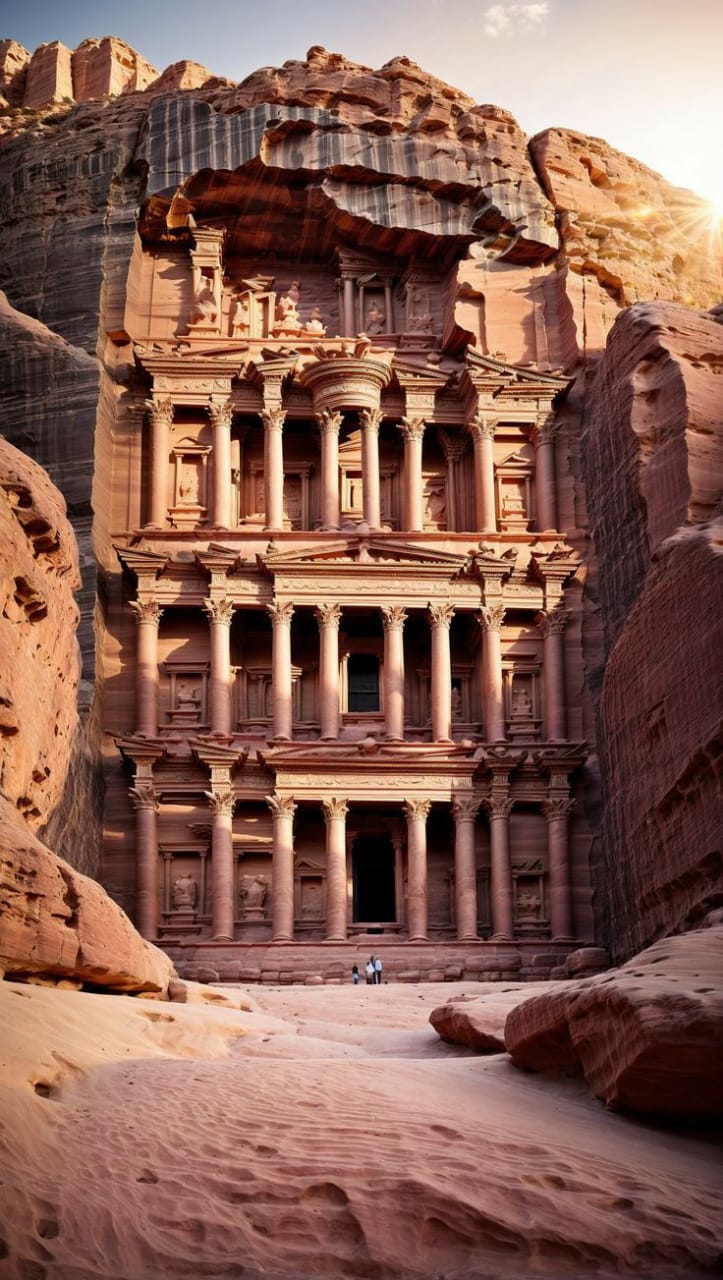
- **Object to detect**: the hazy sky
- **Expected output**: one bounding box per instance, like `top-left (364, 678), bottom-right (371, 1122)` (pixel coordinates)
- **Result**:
top-left (4, 0), bottom-right (723, 209)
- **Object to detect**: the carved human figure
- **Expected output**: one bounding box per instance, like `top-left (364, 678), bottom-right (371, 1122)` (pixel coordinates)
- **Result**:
top-left (305, 306), bottom-right (326, 335)
top-left (172, 873), bottom-right (198, 910)
top-left (424, 482), bottom-right (446, 525)
top-left (230, 295), bottom-right (250, 336)
top-left (189, 278), bottom-right (217, 325)
top-left (240, 873), bottom-right (269, 913)
top-left (451, 686), bottom-right (462, 720)
top-left (177, 681), bottom-right (200, 710)
top-left (511, 685), bottom-right (533, 718)
top-left (178, 462), bottom-right (199, 503)
top-left (276, 281), bottom-right (301, 324)
top-left (365, 299), bottom-right (385, 335)
top-left (516, 887), bottom-right (541, 920)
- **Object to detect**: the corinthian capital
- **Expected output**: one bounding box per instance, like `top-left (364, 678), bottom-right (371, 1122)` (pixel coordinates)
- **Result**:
top-left (129, 782), bottom-right (158, 811)
top-left (359, 407), bottom-right (382, 434)
top-left (536, 605), bottom-right (571, 637)
top-left (542, 796), bottom-right (575, 822)
top-left (315, 603), bottom-right (342, 630)
top-left (266, 793), bottom-right (297, 820)
top-left (468, 413), bottom-right (497, 443)
top-left (203, 597), bottom-right (235, 626)
top-left (267, 599), bottom-right (294, 627)
top-left (381, 605), bottom-right (407, 632)
top-left (452, 797), bottom-right (480, 822)
top-left (531, 411), bottom-right (560, 448)
top-left (316, 408), bottom-right (343, 436)
top-left (322, 797), bottom-right (349, 823)
top-left (399, 416), bottom-right (426, 443)
top-left (205, 789), bottom-right (235, 817)
top-left (207, 397), bottom-right (234, 430)
top-left (144, 396), bottom-right (174, 427)
top-left (482, 794), bottom-right (513, 820)
top-left (428, 601), bottom-right (454, 629)
top-left (404, 797), bottom-right (432, 822)
top-left (478, 603), bottom-right (506, 633)
top-left (130, 599), bottom-right (162, 627)
top-left (260, 408), bottom-right (286, 433)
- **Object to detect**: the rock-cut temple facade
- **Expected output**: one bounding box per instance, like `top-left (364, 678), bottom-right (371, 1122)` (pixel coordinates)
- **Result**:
top-left (108, 205), bottom-right (595, 982)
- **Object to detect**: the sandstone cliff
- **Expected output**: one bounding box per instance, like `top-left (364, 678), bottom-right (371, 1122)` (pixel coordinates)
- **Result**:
top-left (581, 303), bottom-right (723, 958)
top-left (0, 434), bottom-right (173, 992)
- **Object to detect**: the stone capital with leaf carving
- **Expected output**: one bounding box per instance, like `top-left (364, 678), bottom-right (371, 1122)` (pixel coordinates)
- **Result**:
top-left (260, 408), bottom-right (286, 433)
top-left (203, 597), bottom-right (235, 627)
top-left (381, 605), bottom-right (407, 632)
top-left (428, 601), bottom-right (454, 630)
top-left (542, 796), bottom-right (575, 822)
top-left (468, 413), bottom-right (497, 443)
top-left (144, 395), bottom-right (174, 428)
top-left (316, 408), bottom-right (343, 436)
top-left (531, 411), bottom-right (560, 448)
top-left (399, 416), bottom-right (426, 443)
top-left (404, 797), bottom-right (432, 822)
top-left (205, 789), bottom-right (235, 817)
top-left (359, 407), bottom-right (383, 434)
top-left (322, 797), bottom-right (349, 824)
top-left (207, 397), bottom-right (234, 430)
top-left (478, 603), bottom-right (506, 633)
top-left (130, 782), bottom-right (158, 812)
top-left (482, 794), bottom-right (514, 820)
top-left (267, 599), bottom-right (295, 628)
top-left (266, 793), bottom-right (297, 821)
top-left (536, 605), bottom-right (571, 637)
top-left (130, 599), bottom-right (162, 628)
top-left (452, 797), bottom-right (481, 823)
top-left (315, 603), bottom-right (342, 630)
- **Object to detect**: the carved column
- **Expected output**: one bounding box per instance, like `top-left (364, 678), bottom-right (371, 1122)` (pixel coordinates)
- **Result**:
top-left (206, 788), bottom-right (235, 940)
top-left (268, 599), bottom-right (294, 740)
top-left (439, 432), bottom-right (467, 532)
top-left (453, 798), bottom-right (479, 941)
top-left (399, 418), bottom-right (425, 532)
top-left (261, 408), bottom-right (286, 530)
top-left (317, 409), bottom-right (342, 530)
top-left (360, 408), bottom-right (382, 529)
top-left (145, 396), bottom-right (173, 529)
top-left (208, 398), bottom-right (234, 529)
top-left (429, 602), bottom-right (454, 742)
top-left (315, 603), bottom-right (342, 740)
top-left (478, 604), bottom-right (506, 742)
top-left (130, 781), bottom-right (159, 940)
top-left (323, 798), bottom-right (348, 941)
top-left (468, 415), bottom-right (497, 534)
top-left (482, 794), bottom-right (514, 940)
top-left (381, 605), bottom-right (407, 741)
top-left (536, 605), bottom-right (570, 741)
top-left (543, 796), bottom-right (575, 941)
top-left (203, 598), bottom-right (234, 736)
top-left (532, 413), bottom-right (559, 532)
top-left (342, 275), bottom-right (356, 336)
top-left (130, 600), bottom-right (162, 737)
top-left (405, 798), bottom-right (431, 941)
top-left (266, 793), bottom-right (296, 941)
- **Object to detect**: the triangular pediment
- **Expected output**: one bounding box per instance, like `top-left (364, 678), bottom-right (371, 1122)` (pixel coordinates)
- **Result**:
top-left (258, 537), bottom-right (468, 573)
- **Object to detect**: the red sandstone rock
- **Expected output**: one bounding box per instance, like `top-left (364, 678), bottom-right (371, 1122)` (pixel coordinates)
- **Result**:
top-left (150, 60), bottom-right (217, 94)
top-left (430, 983), bottom-right (554, 1051)
top-left (23, 41), bottom-right (73, 108)
top-left (505, 930), bottom-right (723, 1115)
top-left (0, 39), bottom-right (30, 106)
top-left (71, 37), bottom-right (158, 101)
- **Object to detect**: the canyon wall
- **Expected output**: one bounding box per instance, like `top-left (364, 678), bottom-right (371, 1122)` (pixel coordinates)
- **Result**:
top-left (581, 303), bottom-right (723, 959)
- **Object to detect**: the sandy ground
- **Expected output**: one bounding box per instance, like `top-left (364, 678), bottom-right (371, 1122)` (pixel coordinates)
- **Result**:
top-left (1, 979), bottom-right (721, 1280)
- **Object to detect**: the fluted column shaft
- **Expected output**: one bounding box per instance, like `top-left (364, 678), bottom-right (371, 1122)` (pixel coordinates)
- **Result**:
top-left (469, 416), bottom-right (497, 534)
top-left (323, 798), bottom-right (348, 940)
top-left (130, 783), bottom-right (159, 939)
top-left (268, 600), bottom-right (294, 740)
top-left (536, 606), bottom-right (570, 741)
top-left (261, 409), bottom-right (285, 530)
top-left (203, 599), bottom-right (234, 736)
top-left (131, 601), bottom-right (162, 737)
top-left (317, 410), bottom-right (342, 530)
top-left (399, 418), bottom-right (425, 531)
top-left (453, 799), bottom-right (479, 941)
top-left (315, 603), bottom-right (341, 740)
top-left (405, 798), bottom-right (431, 940)
top-left (267, 794), bottom-right (296, 941)
top-left (360, 409), bottom-right (382, 528)
top-left (207, 789), bottom-right (235, 940)
top-left (484, 796), bottom-right (514, 940)
top-left (382, 606), bottom-right (407, 740)
top-left (146, 397), bottom-right (173, 529)
top-left (209, 399), bottom-right (233, 528)
top-left (479, 604), bottom-right (506, 742)
top-left (544, 798), bottom-right (575, 940)
top-left (429, 602), bottom-right (454, 742)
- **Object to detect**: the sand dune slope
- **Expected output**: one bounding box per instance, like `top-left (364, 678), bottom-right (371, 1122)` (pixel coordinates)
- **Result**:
top-left (1, 981), bottom-right (720, 1279)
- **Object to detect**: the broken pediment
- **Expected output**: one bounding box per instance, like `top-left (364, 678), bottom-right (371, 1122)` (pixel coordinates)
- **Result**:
top-left (258, 536), bottom-right (469, 575)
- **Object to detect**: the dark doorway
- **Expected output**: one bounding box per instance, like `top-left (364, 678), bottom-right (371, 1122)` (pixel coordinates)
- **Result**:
top-left (352, 835), bottom-right (396, 922)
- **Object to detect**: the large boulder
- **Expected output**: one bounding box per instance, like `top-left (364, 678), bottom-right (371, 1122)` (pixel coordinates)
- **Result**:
top-left (505, 928), bottom-right (723, 1115)
top-left (430, 983), bottom-right (554, 1052)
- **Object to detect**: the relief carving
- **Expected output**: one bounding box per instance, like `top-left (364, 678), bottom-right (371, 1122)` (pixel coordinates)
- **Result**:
top-left (130, 600), bottom-right (162, 627)
top-left (172, 873), bottom-right (198, 910)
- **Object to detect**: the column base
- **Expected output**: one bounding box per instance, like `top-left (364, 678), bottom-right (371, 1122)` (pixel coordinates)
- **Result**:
top-left (490, 931), bottom-right (514, 942)
top-left (211, 933), bottom-right (234, 942)
top-left (456, 933), bottom-right (482, 943)
top-left (271, 933), bottom-right (294, 943)
top-left (324, 934), bottom-right (348, 943)
top-left (552, 934), bottom-right (576, 945)
top-left (408, 933), bottom-right (429, 942)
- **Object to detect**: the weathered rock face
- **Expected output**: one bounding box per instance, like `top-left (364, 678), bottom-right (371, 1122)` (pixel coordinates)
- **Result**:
top-left (505, 928), bottom-right (723, 1117)
top-left (581, 304), bottom-right (723, 957)
top-left (0, 38), bottom-right (30, 106)
top-left (0, 435), bottom-right (173, 992)
top-left (430, 982), bottom-right (554, 1052)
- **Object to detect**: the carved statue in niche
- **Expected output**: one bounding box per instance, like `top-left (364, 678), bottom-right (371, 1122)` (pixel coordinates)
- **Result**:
top-left (511, 685), bottom-right (533, 719)
top-left (273, 281), bottom-right (303, 336)
top-left (406, 283), bottom-right (433, 334)
top-left (423, 480), bottom-right (446, 527)
top-left (177, 681), bottom-right (201, 711)
top-left (240, 874), bottom-right (269, 917)
top-left (189, 276), bottom-right (218, 326)
top-left (515, 885), bottom-right (542, 922)
top-left (178, 460), bottom-right (200, 504)
top-left (365, 299), bottom-right (385, 335)
top-left (451, 686), bottom-right (462, 720)
top-left (229, 294), bottom-right (251, 338)
top-left (172, 873), bottom-right (198, 910)
top-left (305, 306), bottom-right (327, 336)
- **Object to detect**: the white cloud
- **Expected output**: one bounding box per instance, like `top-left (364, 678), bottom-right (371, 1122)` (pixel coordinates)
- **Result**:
top-left (483, 3), bottom-right (550, 38)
